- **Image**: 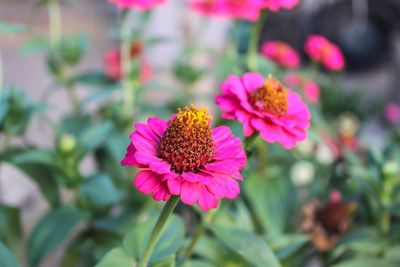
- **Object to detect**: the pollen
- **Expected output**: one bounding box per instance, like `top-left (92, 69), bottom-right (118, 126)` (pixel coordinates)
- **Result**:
top-left (158, 105), bottom-right (214, 173)
top-left (250, 75), bottom-right (288, 117)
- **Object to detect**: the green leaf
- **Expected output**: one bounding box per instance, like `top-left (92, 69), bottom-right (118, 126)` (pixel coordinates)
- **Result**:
top-left (78, 121), bottom-right (114, 156)
top-left (269, 234), bottom-right (309, 260)
top-left (79, 174), bottom-right (122, 210)
top-left (153, 254), bottom-right (176, 267)
top-left (0, 22), bottom-right (26, 34)
top-left (122, 215), bottom-right (185, 263)
top-left (182, 260), bottom-right (215, 267)
top-left (331, 257), bottom-right (397, 267)
top-left (0, 205), bottom-right (22, 256)
top-left (27, 206), bottom-right (88, 267)
top-left (0, 149), bottom-right (62, 207)
top-left (386, 246), bottom-right (400, 263)
top-left (244, 175), bottom-right (294, 237)
top-left (210, 226), bottom-right (282, 267)
top-left (0, 241), bottom-right (21, 267)
top-left (95, 247), bottom-right (136, 267)
top-left (19, 36), bottom-right (49, 55)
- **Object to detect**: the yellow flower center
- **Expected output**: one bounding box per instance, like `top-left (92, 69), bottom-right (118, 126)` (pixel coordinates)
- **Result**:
top-left (250, 75), bottom-right (288, 117)
top-left (159, 105), bottom-right (214, 173)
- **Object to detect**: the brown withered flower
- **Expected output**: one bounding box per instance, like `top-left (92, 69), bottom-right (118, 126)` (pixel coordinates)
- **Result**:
top-left (300, 191), bottom-right (357, 252)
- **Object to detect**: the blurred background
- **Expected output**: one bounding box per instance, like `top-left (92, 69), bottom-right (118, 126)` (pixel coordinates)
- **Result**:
top-left (1, 0), bottom-right (400, 266)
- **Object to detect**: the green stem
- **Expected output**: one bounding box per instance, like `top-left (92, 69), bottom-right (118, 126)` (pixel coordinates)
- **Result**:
top-left (66, 85), bottom-right (81, 113)
top-left (138, 196), bottom-right (180, 267)
top-left (184, 209), bottom-right (216, 259)
top-left (244, 133), bottom-right (258, 152)
top-left (246, 10), bottom-right (266, 71)
top-left (48, 0), bottom-right (61, 48)
top-left (120, 9), bottom-right (135, 117)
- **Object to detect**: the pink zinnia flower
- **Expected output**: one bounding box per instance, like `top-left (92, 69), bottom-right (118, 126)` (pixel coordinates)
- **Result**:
top-left (384, 103), bottom-right (400, 123)
top-left (261, 0), bottom-right (299, 12)
top-left (121, 106), bottom-right (247, 211)
top-left (190, 0), bottom-right (264, 21)
top-left (284, 73), bottom-right (320, 103)
top-left (216, 73), bottom-right (311, 149)
top-left (304, 35), bottom-right (345, 71)
top-left (108, 0), bottom-right (166, 10)
top-left (261, 41), bottom-right (300, 68)
top-left (104, 42), bottom-right (152, 83)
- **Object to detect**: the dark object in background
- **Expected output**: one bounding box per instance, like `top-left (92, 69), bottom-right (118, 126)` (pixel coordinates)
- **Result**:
top-left (261, 0), bottom-right (400, 72)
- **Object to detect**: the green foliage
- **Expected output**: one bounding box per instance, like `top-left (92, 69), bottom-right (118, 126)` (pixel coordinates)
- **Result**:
top-left (27, 206), bottom-right (88, 267)
top-left (211, 226), bottom-right (282, 267)
top-left (0, 87), bottom-right (43, 135)
top-left (0, 205), bottom-right (22, 257)
top-left (0, 241), bottom-right (22, 267)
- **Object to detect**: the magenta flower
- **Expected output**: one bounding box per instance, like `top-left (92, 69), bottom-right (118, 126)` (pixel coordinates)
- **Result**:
top-left (108, 0), bottom-right (166, 10)
top-left (384, 103), bottom-right (400, 123)
top-left (261, 0), bottom-right (299, 12)
top-left (190, 0), bottom-right (264, 21)
top-left (104, 42), bottom-right (152, 83)
top-left (121, 106), bottom-right (247, 211)
top-left (304, 35), bottom-right (345, 71)
top-left (216, 73), bottom-right (311, 149)
top-left (261, 41), bottom-right (300, 69)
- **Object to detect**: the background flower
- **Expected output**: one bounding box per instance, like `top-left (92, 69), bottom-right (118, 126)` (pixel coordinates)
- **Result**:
top-left (384, 103), bottom-right (400, 123)
top-left (262, 0), bottom-right (299, 12)
top-left (216, 73), bottom-right (311, 149)
top-left (104, 42), bottom-right (152, 83)
top-left (284, 73), bottom-right (320, 103)
top-left (260, 41), bottom-right (300, 68)
top-left (108, 0), bottom-right (167, 10)
top-left (304, 35), bottom-right (345, 71)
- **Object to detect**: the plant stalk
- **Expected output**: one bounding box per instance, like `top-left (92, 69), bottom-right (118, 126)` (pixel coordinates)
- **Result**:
top-left (246, 10), bottom-right (266, 71)
top-left (138, 195), bottom-right (180, 267)
top-left (120, 9), bottom-right (135, 117)
top-left (48, 0), bottom-right (61, 48)
top-left (184, 209), bottom-right (216, 259)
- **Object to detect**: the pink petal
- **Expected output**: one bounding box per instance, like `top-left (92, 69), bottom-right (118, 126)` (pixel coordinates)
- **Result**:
top-left (241, 72), bottom-right (265, 93)
top-left (147, 117), bottom-right (167, 138)
top-left (197, 187), bottom-right (218, 211)
top-left (180, 182), bottom-right (201, 205)
top-left (130, 132), bottom-right (158, 155)
top-left (152, 183), bottom-right (171, 201)
top-left (135, 123), bottom-right (160, 143)
top-left (134, 170), bottom-right (161, 194)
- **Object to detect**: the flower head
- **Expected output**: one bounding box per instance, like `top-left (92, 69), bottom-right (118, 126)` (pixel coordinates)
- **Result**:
top-left (384, 103), bottom-right (400, 124)
top-left (261, 41), bottom-right (300, 69)
top-left (304, 35), bottom-right (345, 71)
top-left (216, 73), bottom-right (311, 149)
top-left (300, 191), bottom-right (356, 252)
top-left (108, 0), bottom-right (166, 10)
top-left (261, 0), bottom-right (299, 12)
top-left (121, 105), bottom-right (246, 211)
top-left (104, 42), bottom-right (152, 83)
top-left (190, 0), bottom-right (265, 21)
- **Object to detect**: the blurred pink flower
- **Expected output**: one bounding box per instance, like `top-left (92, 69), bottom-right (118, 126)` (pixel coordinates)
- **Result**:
top-left (121, 106), bottom-right (247, 211)
top-left (261, 0), bottom-right (299, 11)
top-left (216, 73), bottom-right (311, 149)
top-left (261, 41), bottom-right (300, 68)
top-left (108, 0), bottom-right (166, 10)
top-left (191, 0), bottom-right (265, 21)
top-left (304, 35), bottom-right (345, 71)
top-left (384, 103), bottom-right (400, 123)
top-left (284, 73), bottom-right (320, 103)
top-left (104, 42), bottom-right (152, 83)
